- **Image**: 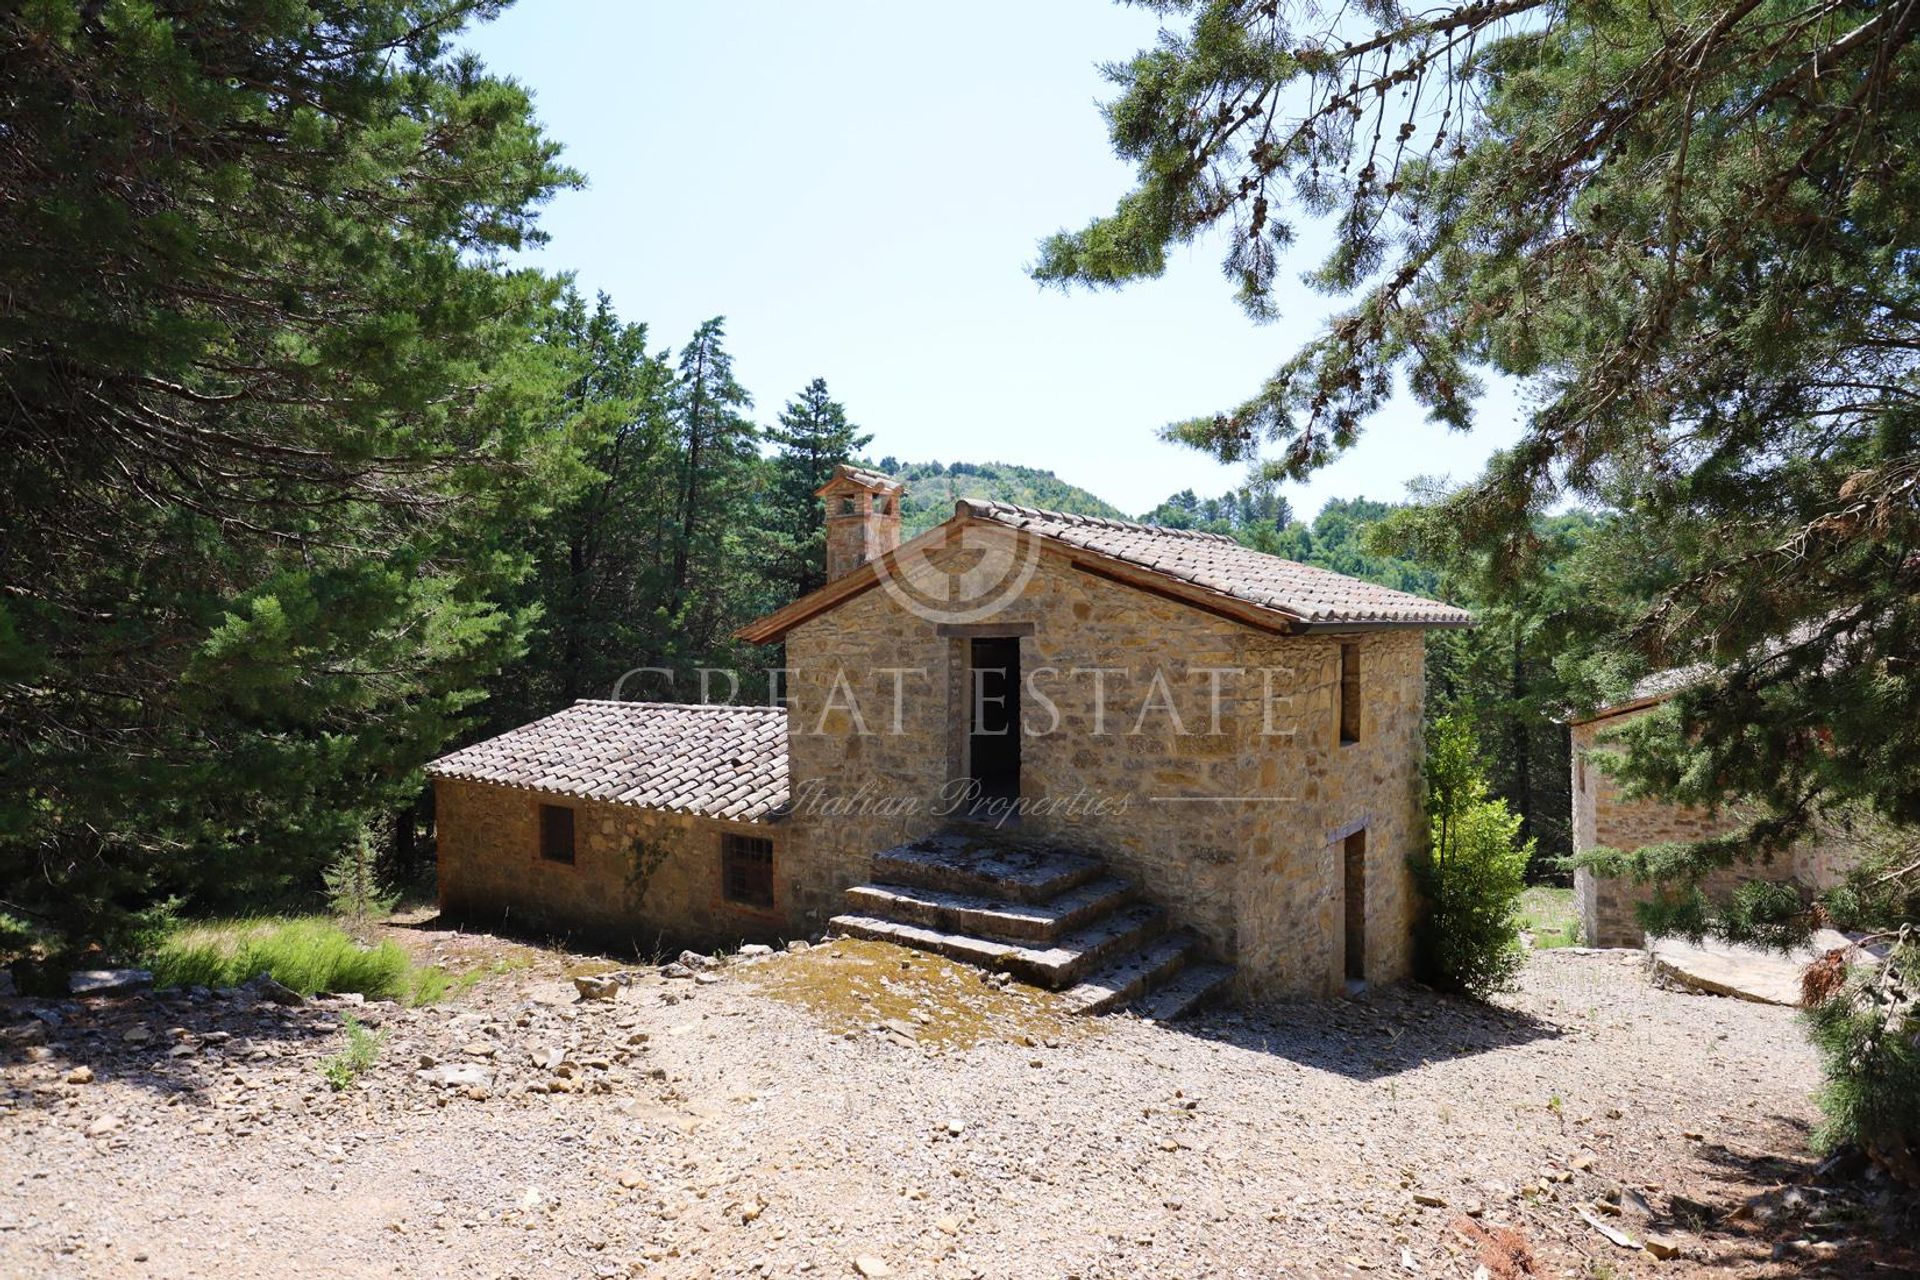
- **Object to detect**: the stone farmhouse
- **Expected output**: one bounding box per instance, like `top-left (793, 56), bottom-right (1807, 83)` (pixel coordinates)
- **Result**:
top-left (430, 466), bottom-right (1471, 1013)
top-left (1571, 673), bottom-right (1858, 947)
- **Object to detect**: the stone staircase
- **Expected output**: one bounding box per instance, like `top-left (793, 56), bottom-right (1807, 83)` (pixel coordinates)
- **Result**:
top-left (828, 829), bottom-right (1234, 1020)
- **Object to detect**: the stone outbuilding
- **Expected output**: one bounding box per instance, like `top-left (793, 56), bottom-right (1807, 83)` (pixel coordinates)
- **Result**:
top-left (430, 466), bottom-right (1473, 1007)
top-left (1570, 675), bottom-right (1859, 947)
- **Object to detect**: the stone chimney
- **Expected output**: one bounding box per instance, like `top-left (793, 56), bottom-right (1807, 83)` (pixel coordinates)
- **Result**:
top-left (815, 464), bottom-right (905, 582)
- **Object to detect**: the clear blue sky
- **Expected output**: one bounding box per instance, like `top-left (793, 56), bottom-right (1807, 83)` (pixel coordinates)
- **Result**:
top-left (461, 1), bottom-right (1526, 519)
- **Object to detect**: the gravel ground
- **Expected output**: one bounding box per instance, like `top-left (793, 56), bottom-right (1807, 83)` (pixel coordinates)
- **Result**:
top-left (3, 930), bottom-right (1914, 1280)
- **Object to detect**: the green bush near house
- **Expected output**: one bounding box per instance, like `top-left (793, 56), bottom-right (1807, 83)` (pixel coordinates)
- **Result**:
top-left (1414, 717), bottom-right (1534, 996)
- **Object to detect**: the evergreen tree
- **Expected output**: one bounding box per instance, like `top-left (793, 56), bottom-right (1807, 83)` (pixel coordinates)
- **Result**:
top-left (0, 0), bottom-right (576, 949)
top-left (664, 319), bottom-right (764, 668)
top-left (487, 289), bottom-right (678, 726)
top-left (766, 378), bottom-right (873, 597)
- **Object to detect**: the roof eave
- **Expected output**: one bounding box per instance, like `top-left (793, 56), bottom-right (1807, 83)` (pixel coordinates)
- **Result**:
top-left (1287, 615), bottom-right (1475, 634)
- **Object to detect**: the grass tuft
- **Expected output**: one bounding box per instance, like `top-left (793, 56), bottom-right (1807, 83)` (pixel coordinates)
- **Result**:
top-left (148, 917), bottom-right (412, 999)
top-left (319, 1015), bottom-right (386, 1091)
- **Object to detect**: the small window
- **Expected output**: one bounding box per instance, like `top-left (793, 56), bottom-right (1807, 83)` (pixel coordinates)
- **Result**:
top-left (876, 496), bottom-right (891, 515)
top-left (1576, 757), bottom-right (1587, 794)
top-left (722, 833), bottom-right (774, 908)
top-left (839, 496), bottom-right (856, 515)
top-left (1338, 643), bottom-right (1361, 744)
top-left (538, 804), bottom-right (575, 864)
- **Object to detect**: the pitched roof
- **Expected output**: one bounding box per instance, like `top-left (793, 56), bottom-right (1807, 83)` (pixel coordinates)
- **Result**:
top-left (961, 500), bottom-right (1472, 628)
top-left (815, 463), bottom-right (904, 496)
top-left (427, 701), bottom-right (788, 822)
top-left (739, 499), bottom-right (1472, 642)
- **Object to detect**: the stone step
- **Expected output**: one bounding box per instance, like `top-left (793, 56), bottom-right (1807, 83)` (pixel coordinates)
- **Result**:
top-left (828, 913), bottom-right (1020, 968)
top-left (869, 831), bottom-right (1106, 905)
top-left (1129, 963), bottom-right (1235, 1023)
top-left (1061, 933), bottom-right (1198, 1015)
top-left (828, 901), bottom-right (1167, 990)
top-left (842, 876), bottom-right (1136, 945)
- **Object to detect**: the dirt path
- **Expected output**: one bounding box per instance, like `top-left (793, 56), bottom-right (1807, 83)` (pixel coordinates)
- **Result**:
top-left (2, 931), bottom-right (1911, 1279)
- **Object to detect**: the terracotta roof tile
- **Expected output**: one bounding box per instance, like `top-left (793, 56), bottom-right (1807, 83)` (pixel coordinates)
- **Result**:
top-left (427, 701), bottom-right (788, 821)
top-left (958, 500), bottom-right (1473, 628)
top-left (815, 463), bottom-right (904, 495)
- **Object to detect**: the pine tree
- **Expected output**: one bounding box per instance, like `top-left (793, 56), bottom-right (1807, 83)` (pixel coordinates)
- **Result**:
top-left (0, 0), bottom-right (576, 948)
top-left (490, 290), bottom-right (678, 724)
top-left (766, 378), bottom-right (873, 597)
top-left (664, 319), bottom-right (762, 668)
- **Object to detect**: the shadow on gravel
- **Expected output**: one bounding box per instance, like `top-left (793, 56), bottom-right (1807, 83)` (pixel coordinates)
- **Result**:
top-left (1158, 985), bottom-right (1564, 1080)
top-left (1646, 1120), bottom-right (1920, 1275)
top-left (389, 909), bottom-right (687, 971)
top-left (1, 982), bottom-right (364, 1107)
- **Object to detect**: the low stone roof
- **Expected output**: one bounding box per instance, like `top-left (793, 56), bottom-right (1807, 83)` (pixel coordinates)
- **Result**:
top-left (427, 701), bottom-right (788, 822)
top-left (815, 463), bottom-right (904, 495)
top-left (959, 500), bottom-right (1473, 628)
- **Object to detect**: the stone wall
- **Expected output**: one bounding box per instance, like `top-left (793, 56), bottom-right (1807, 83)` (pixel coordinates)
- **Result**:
top-left (434, 778), bottom-right (790, 952)
top-left (780, 539), bottom-right (1429, 1000)
top-left (1231, 629), bottom-right (1427, 999)
top-left (1570, 711), bottom-right (1855, 946)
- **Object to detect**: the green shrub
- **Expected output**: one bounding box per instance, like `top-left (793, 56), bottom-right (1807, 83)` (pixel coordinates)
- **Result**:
top-left (319, 1015), bottom-right (387, 1091)
top-left (148, 917), bottom-right (411, 998)
top-left (1414, 716), bottom-right (1533, 997)
top-left (1802, 930), bottom-right (1919, 1184)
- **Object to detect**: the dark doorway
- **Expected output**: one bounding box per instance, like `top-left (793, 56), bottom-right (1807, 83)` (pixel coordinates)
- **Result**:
top-left (968, 636), bottom-right (1021, 811)
top-left (1343, 829), bottom-right (1367, 982)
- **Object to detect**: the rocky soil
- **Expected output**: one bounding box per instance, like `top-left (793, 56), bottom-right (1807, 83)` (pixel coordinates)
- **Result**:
top-left (3, 931), bottom-right (1915, 1280)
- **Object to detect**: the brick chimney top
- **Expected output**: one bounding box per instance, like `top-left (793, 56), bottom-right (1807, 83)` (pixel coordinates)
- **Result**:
top-left (816, 464), bottom-right (905, 582)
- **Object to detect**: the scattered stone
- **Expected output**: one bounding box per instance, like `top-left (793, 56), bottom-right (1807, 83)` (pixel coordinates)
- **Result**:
top-left (660, 963), bottom-right (695, 980)
top-left (935, 1215), bottom-right (961, 1236)
top-left (1571, 1153), bottom-right (1596, 1172)
top-left (64, 1065), bottom-right (94, 1084)
top-left (1580, 1206), bottom-right (1641, 1250)
top-left (574, 974), bottom-right (621, 1002)
top-left (1412, 1192), bottom-right (1446, 1208)
top-left (245, 973), bottom-right (305, 1006)
top-left (786, 939), bottom-right (810, 954)
top-left (122, 1025), bottom-right (153, 1044)
top-left (1, 1021), bottom-right (47, 1048)
top-left (461, 1041), bottom-right (498, 1058)
top-left (617, 1169), bottom-right (645, 1189)
top-left (85, 1114), bottom-right (123, 1138)
top-left (1644, 1234), bottom-right (1683, 1261)
top-left (415, 1063), bottom-right (491, 1090)
top-left (68, 969), bottom-right (153, 997)
top-left (0, 971), bottom-right (14, 998)
top-left (677, 950), bottom-right (720, 971)
top-left (738, 944), bottom-right (774, 958)
top-left (853, 1255), bottom-right (892, 1278)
